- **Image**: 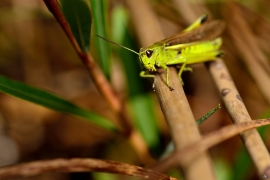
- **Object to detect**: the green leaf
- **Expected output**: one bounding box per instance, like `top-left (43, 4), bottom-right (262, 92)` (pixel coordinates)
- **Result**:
top-left (90, 0), bottom-right (111, 79)
top-left (0, 75), bottom-right (118, 132)
top-left (161, 104), bottom-right (222, 157)
top-left (61, 0), bottom-right (92, 52)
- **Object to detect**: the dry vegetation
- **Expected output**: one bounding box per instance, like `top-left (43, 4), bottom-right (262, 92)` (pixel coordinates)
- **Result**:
top-left (0, 0), bottom-right (270, 180)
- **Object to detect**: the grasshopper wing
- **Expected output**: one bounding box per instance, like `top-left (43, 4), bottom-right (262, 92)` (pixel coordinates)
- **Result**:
top-left (162, 20), bottom-right (226, 46)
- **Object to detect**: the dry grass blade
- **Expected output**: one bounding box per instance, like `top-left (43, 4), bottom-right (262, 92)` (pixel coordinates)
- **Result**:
top-left (232, 2), bottom-right (270, 73)
top-left (226, 3), bottom-right (270, 105)
top-left (207, 58), bottom-right (270, 178)
top-left (153, 3), bottom-right (184, 25)
top-left (171, 0), bottom-right (197, 24)
top-left (0, 158), bottom-right (177, 180)
top-left (152, 118), bottom-right (270, 176)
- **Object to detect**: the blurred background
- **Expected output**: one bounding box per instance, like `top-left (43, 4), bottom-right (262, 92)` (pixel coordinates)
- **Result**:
top-left (0, 0), bottom-right (270, 179)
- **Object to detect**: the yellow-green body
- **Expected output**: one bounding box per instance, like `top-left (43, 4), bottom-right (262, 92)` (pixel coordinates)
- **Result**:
top-left (97, 14), bottom-right (225, 90)
top-left (139, 38), bottom-right (222, 71)
top-left (138, 14), bottom-right (225, 90)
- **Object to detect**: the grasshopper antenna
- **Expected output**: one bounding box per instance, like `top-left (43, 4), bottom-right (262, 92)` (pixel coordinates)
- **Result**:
top-left (96, 35), bottom-right (139, 55)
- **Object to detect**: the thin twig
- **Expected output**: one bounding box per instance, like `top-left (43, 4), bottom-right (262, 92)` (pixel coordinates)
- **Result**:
top-left (43, 0), bottom-right (132, 134)
top-left (43, 0), bottom-right (82, 55)
top-left (152, 118), bottom-right (270, 175)
top-left (43, 0), bottom-right (120, 111)
top-left (0, 158), bottom-right (177, 180)
top-left (1, 119), bottom-right (270, 180)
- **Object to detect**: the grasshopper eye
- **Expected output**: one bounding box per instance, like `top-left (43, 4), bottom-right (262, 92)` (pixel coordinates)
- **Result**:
top-left (146, 50), bottom-right (153, 58)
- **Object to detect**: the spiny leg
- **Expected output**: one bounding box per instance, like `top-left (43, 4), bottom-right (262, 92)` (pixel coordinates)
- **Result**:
top-left (177, 59), bottom-right (192, 85)
top-left (177, 51), bottom-right (224, 85)
top-left (165, 67), bottom-right (174, 91)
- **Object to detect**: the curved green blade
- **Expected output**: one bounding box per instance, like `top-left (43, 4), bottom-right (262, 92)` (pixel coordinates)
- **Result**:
top-left (0, 75), bottom-right (118, 132)
top-left (61, 0), bottom-right (92, 52)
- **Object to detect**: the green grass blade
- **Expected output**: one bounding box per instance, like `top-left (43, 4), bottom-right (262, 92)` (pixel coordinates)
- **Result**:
top-left (196, 104), bottom-right (221, 125)
top-left (61, 0), bottom-right (92, 52)
top-left (89, 0), bottom-right (111, 79)
top-left (162, 104), bottom-right (221, 157)
top-left (0, 75), bottom-right (118, 132)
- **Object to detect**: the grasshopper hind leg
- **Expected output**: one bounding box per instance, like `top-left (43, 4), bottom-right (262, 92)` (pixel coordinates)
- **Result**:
top-left (179, 66), bottom-right (193, 85)
top-left (177, 60), bottom-right (194, 85)
top-left (177, 50), bottom-right (223, 85)
top-left (183, 14), bottom-right (208, 32)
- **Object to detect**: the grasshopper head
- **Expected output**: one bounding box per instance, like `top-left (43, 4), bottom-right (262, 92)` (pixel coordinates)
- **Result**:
top-left (139, 47), bottom-right (157, 71)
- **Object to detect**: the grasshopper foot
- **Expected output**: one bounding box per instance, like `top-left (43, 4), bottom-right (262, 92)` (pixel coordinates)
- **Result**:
top-left (216, 51), bottom-right (225, 58)
top-left (180, 77), bottom-right (184, 86)
top-left (152, 78), bottom-right (156, 91)
top-left (183, 67), bottom-right (193, 72)
top-left (169, 86), bottom-right (174, 91)
top-left (166, 83), bottom-right (174, 91)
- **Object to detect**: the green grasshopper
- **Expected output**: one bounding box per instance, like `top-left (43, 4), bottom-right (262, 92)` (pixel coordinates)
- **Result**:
top-left (97, 14), bottom-right (225, 90)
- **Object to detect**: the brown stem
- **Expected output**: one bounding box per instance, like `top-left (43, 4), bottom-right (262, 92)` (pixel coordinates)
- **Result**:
top-left (0, 158), bottom-right (177, 180)
top-left (125, 0), bottom-right (216, 179)
top-left (43, 0), bottom-right (82, 55)
top-left (80, 54), bottom-right (121, 112)
top-left (152, 118), bottom-right (270, 174)
top-left (154, 67), bottom-right (215, 179)
top-left (207, 58), bottom-right (270, 179)
top-left (43, 0), bottom-right (132, 134)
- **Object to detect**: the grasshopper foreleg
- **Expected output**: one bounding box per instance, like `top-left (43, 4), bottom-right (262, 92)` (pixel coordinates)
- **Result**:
top-left (140, 71), bottom-right (156, 89)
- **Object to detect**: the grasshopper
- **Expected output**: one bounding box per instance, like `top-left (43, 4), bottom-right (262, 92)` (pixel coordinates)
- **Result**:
top-left (98, 14), bottom-right (225, 90)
